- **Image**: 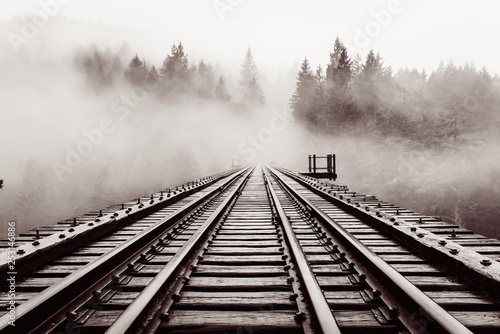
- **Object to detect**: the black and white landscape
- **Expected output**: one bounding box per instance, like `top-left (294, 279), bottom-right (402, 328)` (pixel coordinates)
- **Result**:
top-left (1, 0), bottom-right (500, 239)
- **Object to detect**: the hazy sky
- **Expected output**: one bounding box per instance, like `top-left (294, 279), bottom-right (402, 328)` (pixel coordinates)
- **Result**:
top-left (2, 0), bottom-right (500, 76)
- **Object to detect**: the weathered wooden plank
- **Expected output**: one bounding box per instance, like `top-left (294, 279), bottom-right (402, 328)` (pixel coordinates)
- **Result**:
top-left (187, 276), bottom-right (290, 290)
top-left (297, 240), bottom-right (324, 246)
top-left (405, 276), bottom-right (467, 290)
top-left (219, 225), bottom-right (275, 230)
top-left (460, 246), bottom-right (500, 254)
top-left (449, 311), bottom-right (500, 329)
top-left (216, 230), bottom-right (277, 235)
top-left (223, 222), bottom-right (273, 226)
top-left (194, 265), bottom-right (286, 276)
top-left (174, 291), bottom-right (294, 309)
top-left (454, 239), bottom-right (500, 246)
top-left (146, 254), bottom-right (173, 264)
top-left (30, 264), bottom-right (84, 276)
top-left (71, 248), bottom-right (109, 256)
top-left (85, 241), bottom-right (123, 247)
top-left (204, 247), bottom-right (282, 254)
top-left (107, 290), bottom-right (140, 300)
top-left (332, 310), bottom-right (398, 329)
top-left (52, 255), bottom-right (99, 265)
top-left (305, 254), bottom-right (337, 264)
top-left (323, 291), bottom-right (371, 308)
top-left (422, 228), bottom-right (473, 234)
top-left (368, 246), bottom-right (411, 254)
top-left (125, 276), bottom-right (153, 288)
top-left (378, 254), bottom-right (427, 263)
top-left (159, 310), bottom-right (302, 333)
top-left (99, 236), bottom-right (130, 241)
top-left (13, 277), bottom-right (53, 291)
top-left (153, 246), bottom-right (182, 254)
top-left (361, 240), bottom-right (399, 246)
top-left (315, 275), bottom-right (357, 289)
top-left (425, 291), bottom-right (498, 309)
top-left (310, 264), bottom-right (351, 274)
top-left (201, 255), bottom-right (284, 264)
top-left (347, 228), bottom-right (381, 234)
top-left (354, 234), bottom-right (390, 240)
top-left (295, 234), bottom-right (323, 240)
top-left (211, 240), bottom-right (280, 247)
top-left (301, 246), bottom-right (329, 253)
top-left (389, 263), bottom-right (447, 275)
top-left (213, 234), bottom-right (277, 240)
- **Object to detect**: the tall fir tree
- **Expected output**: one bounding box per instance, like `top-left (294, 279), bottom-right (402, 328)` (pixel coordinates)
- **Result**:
top-left (147, 65), bottom-right (159, 86)
top-left (159, 42), bottom-right (190, 94)
top-left (197, 60), bottom-right (216, 97)
top-left (160, 42), bottom-right (189, 80)
top-left (239, 48), bottom-right (265, 107)
top-left (309, 65), bottom-right (327, 129)
top-left (290, 58), bottom-right (316, 123)
top-left (125, 54), bottom-right (148, 86)
top-left (215, 75), bottom-right (231, 101)
top-left (324, 37), bottom-right (359, 132)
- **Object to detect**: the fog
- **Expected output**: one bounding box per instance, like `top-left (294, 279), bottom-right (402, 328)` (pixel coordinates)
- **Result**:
top-left (0, 17), bottom-right (301, 236)
top-left (1, 10), bottom-right (500, 241)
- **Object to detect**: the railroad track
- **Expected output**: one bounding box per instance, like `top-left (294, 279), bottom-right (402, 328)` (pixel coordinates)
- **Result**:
top-left (1, 164), bottom-right (500, 333)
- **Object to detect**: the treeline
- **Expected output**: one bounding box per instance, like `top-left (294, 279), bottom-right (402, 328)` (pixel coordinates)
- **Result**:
top-left (74, 42), bottom-right (266, 108)
top-left (291, 37), bottom-right (499, 147)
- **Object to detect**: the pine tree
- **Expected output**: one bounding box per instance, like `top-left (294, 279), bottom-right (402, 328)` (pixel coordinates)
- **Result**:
top-left (356, 50), bottom-right (384, 129)
top-left (160, 42), bottom-right (189, 80)
top-left (290, 58), bottom-right (315, 123)
top-left (331, 46), bottom-right (352, 89)
top-left (362, 50), bottom-right (382, 80)
top-left (215, 75), bottom-right (231, 101)
top-left (324, 37), bottom-right (358, 133)
top-left (197, 60), bottom-right (216, 97)
top-left (239, 48), bottom-right (265, 106)
top-left (147, 65), bottom-right (159, 86)
top-left (310, 65), bottom-right (327, 129)
top-left (125, 54), bottom-right (148, 86)
top-left (326, 37), bottom-right (345, 82)
top-left (159, 42), bottom-right (190, 94)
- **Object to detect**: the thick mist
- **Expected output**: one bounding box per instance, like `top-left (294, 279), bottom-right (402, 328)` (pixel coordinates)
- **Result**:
top-left (282, 132), bottom-right (500, 239)
top-left (1, 16), bottom-right (499, 242)
top-left (0, 32), bottom-right (293, 236)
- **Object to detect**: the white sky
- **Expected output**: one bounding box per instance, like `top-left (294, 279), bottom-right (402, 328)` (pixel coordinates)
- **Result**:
top-left (2, 0), bottom-right (500, 76)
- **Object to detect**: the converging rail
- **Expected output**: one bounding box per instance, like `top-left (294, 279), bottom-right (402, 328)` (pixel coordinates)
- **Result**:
top-left (1, 164), bottom-right (500, 333)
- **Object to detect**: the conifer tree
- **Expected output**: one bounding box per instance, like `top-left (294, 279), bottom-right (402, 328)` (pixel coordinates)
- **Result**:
top-left (125, 54), bottom-right (148, 85)
top-left (290, 57), bottom-right (315, 122)
top-left (215, 75), bottom-right (231, 101)
top-left (239, 48), bottom-right (265, 106)
top-left (147, 65), bottom-right (159, 86)
top-left (160, 42), bottom-right (189, 80)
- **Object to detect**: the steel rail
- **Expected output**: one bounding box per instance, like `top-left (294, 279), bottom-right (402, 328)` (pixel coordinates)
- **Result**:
top-left (105, 166), bottom-right (255, 333)
top-left (0, 167), bottom-right (251, 334)
top-left (0, 167), bottom-right (242, 278)
top-left (262, 167), bottom-right (341, 334)
top-left (266, 164), bottom-right (474, 334)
